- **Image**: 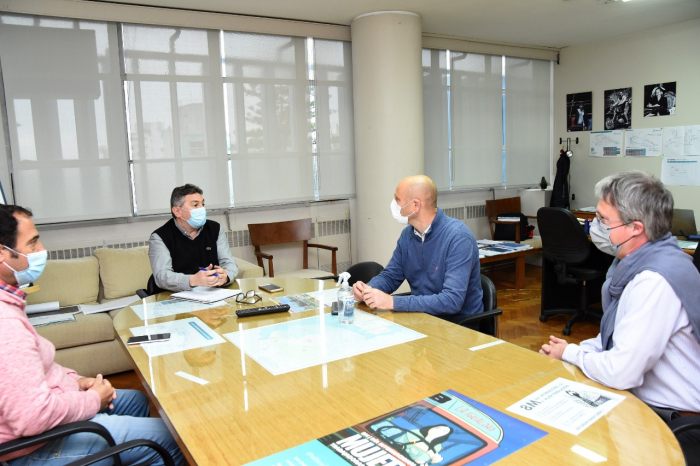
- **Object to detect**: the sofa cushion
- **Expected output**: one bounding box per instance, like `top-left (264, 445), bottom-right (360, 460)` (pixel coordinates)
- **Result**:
top-left (25, 256), bottom-right (100, 307)
top-left (236, 256), bottom-right (264, 279)
top-left (35, 313), bottom-right (115, 350)
top-left (94, 247), bottom-right (152, 300)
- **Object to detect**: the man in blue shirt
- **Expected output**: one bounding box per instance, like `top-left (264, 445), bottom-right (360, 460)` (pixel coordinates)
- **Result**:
top-left (353, 175), bottom-right (483, 324)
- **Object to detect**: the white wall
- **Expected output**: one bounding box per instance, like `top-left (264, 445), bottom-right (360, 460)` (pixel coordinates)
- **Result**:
top-left (554, 18), bottom-right (700, 218)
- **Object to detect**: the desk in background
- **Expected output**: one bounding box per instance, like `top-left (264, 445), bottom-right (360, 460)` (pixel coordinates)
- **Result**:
top-left (113, 277), bottom-right (683, 465)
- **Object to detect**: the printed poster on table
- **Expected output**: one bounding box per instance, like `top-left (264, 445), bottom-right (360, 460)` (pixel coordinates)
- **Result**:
top-left (246, 390), bottom-right (547, 466)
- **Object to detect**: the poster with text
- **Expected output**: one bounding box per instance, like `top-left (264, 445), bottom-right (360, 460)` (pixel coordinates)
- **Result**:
top-left (246, 390), bottom-right (547, 466)
top-left (566, 92), bottom-right (592, 132)
top-left (604, 87), bottom-right (632, 130)
top-left (644, 82), bottom-right (676, 117)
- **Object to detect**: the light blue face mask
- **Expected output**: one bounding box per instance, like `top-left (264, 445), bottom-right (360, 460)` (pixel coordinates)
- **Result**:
top-left (184, 207), bottom-right (207, 229)
top-left (3, 247), bottom-right (48, 286)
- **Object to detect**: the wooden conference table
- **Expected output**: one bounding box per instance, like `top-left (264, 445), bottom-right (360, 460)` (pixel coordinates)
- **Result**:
top-left (113, 277), bottom-right (683, 465)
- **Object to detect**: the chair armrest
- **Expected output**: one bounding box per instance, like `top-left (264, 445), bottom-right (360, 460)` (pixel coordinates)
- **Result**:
top-left (392, 292), bottom-right (411, 297)
top-left (668, 415), bottom-right (700, 435)
top-left (136, 289), bottom-right (149, 299)
top-left (0, 421), bottom-right (119, 465)
top-left (67, 439), bottom-right (173, 466)
top-left (308, 243), bottom-right (339, 252)
top-left (254, 251), bottom-right (273, 260)
top-left (455, 308), bottom-right (503, 327)
top-left (254, 251), bottom-right (274, 277)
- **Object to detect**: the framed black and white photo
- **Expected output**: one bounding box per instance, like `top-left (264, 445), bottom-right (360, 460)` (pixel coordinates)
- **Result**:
top-left (644, 82), bottom-right (676, 117)
top-left (566, 92), bottom-right (592, 132)
top-left (604, 87), bottom-right (632, 130)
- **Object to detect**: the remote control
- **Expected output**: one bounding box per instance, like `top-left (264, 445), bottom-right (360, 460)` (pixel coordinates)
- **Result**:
top-left (235, 304), bottom-right (291, 317)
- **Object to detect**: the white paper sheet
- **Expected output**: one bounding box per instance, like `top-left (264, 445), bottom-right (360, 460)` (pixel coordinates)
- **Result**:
top-left (80, 295), bottom-right (139, 315)
top-left (507, 378), bottom-right (625, 435)
top-left (589, 130), bottom-right (623, 157)
top-left (685, 125), bottom-right (700, 155)
top-left (625, 128), bottom-right (662, 157)
top-left (172, 287), bottom-right (241, 303)
top-left (129, 317), bottom-right (226, 357)
top-left (130, 299), bottom-right (229, 320)
top-left (663, 126), bottom-right (686, 157)
top-left (25, 301), bottom-right (60, 314)
top-left (661, 156), bottom-right (700, 186)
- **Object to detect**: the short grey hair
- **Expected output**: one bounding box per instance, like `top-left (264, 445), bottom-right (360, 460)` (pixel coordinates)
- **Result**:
top-left (594, 170), bottom-right (672, 241)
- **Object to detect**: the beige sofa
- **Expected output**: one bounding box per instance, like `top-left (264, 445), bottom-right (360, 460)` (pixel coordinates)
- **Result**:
top-left (25, 247), bottom-right (263, 377)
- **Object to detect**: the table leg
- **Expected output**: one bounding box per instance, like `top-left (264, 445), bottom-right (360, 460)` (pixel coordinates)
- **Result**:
top-left (514, 256), bottom-right (525, 289)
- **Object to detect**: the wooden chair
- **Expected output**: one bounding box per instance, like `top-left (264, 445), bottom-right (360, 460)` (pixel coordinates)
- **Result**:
top-left (248, 218), bottom-right (338, 278)
top-left (485, 196), bottom-right (540, 247)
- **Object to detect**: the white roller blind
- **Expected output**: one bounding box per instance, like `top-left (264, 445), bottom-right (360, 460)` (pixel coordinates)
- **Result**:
top-left (505, 57), bottom-right (551, 186)
top-left (123, 24), bottom-right (229, 214)
top-left (314, 38), bottom-right (355, 200)
top-left (451, 52), bottom-right (503, 188)
top-left (0, 106), bottom-right (10, 204)
top-left (223, 32), bottom-right (313, 207)
top-left (422, 49), bottom-right (450, 190)
top-left (0, 15), bottom-right (130, 222)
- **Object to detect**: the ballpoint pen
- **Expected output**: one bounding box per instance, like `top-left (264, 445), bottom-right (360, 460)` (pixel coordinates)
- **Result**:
top-left (200, 267), bottom-right (219, 277)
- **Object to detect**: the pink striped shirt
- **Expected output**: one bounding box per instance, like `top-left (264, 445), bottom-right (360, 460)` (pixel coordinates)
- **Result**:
top-left (0, 284), bottom-right (101, 462)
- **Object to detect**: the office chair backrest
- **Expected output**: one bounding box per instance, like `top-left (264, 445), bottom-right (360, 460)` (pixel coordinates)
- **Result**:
top-left (537, 207), bottom-right (591, 265)
top-left (693, 250), bottom-right (700, 274)
top-left (345, 261), bottom-right (384, 286)
top-left (248, 218), bottom-right (312, 246)
top-left (480, 274), bottom-right (497, 312)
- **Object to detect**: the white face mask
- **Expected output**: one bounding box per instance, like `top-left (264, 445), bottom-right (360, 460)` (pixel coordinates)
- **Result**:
top-left (390, 199), bottom-right (416, 225)
top-left (589, 217), bottom-right (632, 257)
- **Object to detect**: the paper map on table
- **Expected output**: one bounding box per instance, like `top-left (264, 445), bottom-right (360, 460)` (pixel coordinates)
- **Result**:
top-left (224, 310), bottom-right (425, 375)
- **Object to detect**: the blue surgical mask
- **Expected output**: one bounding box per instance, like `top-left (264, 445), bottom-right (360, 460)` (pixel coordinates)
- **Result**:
top-left (185, 207), bottom-right (207, 229)
top-left (3, 247), bottom-right (48, 286)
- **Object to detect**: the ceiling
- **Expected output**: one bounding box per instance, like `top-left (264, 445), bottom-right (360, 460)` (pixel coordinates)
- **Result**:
top-left (93, 0), bottom-right (700, 49)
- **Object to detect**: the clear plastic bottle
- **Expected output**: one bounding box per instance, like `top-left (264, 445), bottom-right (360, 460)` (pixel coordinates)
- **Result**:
top-left (336, 272), bottom-right (354, 324)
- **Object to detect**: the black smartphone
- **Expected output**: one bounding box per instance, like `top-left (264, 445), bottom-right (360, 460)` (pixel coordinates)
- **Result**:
top-left (127, 333), bottom-right (171, 345)
top-left (258, 283), bottom-right (284, 293)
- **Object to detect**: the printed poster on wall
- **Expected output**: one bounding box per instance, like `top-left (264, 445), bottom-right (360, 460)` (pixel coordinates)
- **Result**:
top-left (566, 92), bottom-right (592, 132)
top-left (246, 390), bottom-right (546, 466)
top-left (590, 130), bottom-right (623, 157)
top-left (644, 82), bottom-right (676, 117)
top-left (604, 87), bottom-right (632, 130)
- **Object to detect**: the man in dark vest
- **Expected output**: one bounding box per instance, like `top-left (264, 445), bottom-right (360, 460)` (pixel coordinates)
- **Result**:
top-left (148, 184), bottom-right (238, 292)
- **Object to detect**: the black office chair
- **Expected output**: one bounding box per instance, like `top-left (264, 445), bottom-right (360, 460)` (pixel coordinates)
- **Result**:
top-left (537, 207), bottom-right (611, 336)
top-left (693, 249), bottom-right (700, 274)
top-left (0, 420), bottom-right (175, 466)
top-left (136, 275), bottom-right (164, 299)
top-left (455, 274), bottom-right (503, 337)
top-left (315, 261), bottom-right (385, 286)
top-left (669, 415), bottom-right (700, 465)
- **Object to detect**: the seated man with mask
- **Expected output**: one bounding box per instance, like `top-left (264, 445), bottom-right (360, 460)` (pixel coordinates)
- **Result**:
top-left (0, 204), bottom-right (184, 465)
top-left (352, 175), bottom-right (483, 324)
top-left (540, 171), bottom-right (700, 418)
top-left (149, 184), bottom-right (238, 292)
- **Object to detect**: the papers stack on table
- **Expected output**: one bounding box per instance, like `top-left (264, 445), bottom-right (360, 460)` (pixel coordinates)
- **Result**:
top-left (477, 240), bottom-right (533, 257)
top-left (172, 287), bottom-right (241, 303)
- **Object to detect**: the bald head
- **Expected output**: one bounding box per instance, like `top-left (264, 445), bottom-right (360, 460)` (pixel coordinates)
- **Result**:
top-left (398, 175), bottom-right (438, 209)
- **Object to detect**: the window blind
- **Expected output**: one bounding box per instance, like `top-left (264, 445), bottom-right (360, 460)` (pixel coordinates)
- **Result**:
top-left (0, 15), bottom-right (131, 223)
top-left (123, 24), bottom-right (229, 214)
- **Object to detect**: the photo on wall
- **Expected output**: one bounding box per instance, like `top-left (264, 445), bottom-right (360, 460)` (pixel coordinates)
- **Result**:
top-left (604, 87), bottom-right (632, 130)
top-left (566, 92), bottom-right (592, 132)
top-left (644, 82), bottom-right (676, 117)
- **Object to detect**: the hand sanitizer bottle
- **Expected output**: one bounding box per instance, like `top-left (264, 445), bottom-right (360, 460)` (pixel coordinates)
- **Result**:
top-left (336, 272), bottom-right (354, 324)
